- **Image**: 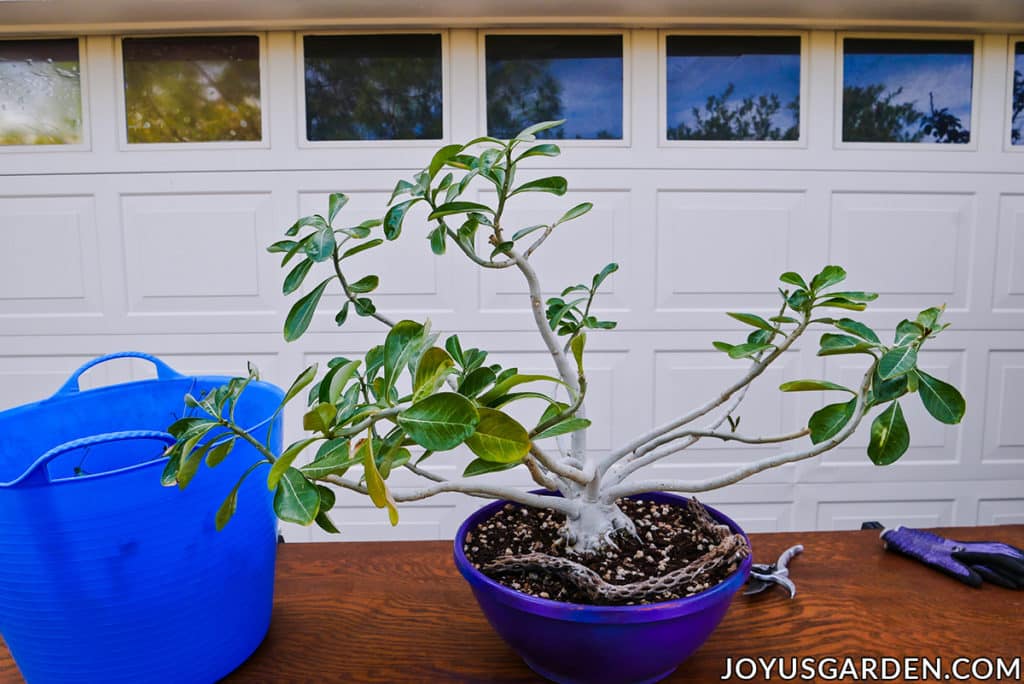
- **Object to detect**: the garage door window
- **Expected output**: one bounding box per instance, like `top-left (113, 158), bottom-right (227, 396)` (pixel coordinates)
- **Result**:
top-left (841, 37), bottom-right (975, 145)
top-left (121, 35), bottom-right (262, 144)
top-left (302, 34), bottom-right (444, 142)
top-left (665, 35), bottom-right (801, 142)
top-left (1012, 41), bottom-right (1023, 146)
top-left (0, 38), bottom-right (83, 146)
top-left (484, 34), bottom-right (624, 140)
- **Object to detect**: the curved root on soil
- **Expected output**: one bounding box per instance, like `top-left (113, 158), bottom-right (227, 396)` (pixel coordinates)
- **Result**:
top-left (483, 499), bottom-right (751, 603)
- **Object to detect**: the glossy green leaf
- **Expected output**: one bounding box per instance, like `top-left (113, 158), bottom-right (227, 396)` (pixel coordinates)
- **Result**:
top-left (384, 199), bottom-right (418, 240)
top-left (914, 370), bottom-right (965, 425)
top-left (268, 438), bottom-right (318, 490)
top-left (712, 341), bottom-right (735, 354)
top-left (429, 143), bottom-right (464, 178)
top-left (305, 224), bottom-right (336, 263)
top-left (787, 289), bottom-right (811, 312)
top-left (301, 438), bottom-right (357, 479)
top-left (810, 265), bottom-right (847, 292)
top-left (534, 417), bottom-right (591, 440)
top-left (413, 347), bottom-right (456, 401)
top-left (389, 179), bottom-right (414, 204)
top-left (303, 403), bottom-right (337, 433)
top-left (397, 392), bottom-right (480, 451)
top-left (834, 318), bottom-right (880, 344)
top-left (868, 402), bottom-right (910, 466)
top-left (515, 143), bottom-right (560, 161)
top-left (465, 408), bottom-right (531, 463)
top-left (478, 373), bottom-right (565, 406)
top-left (808, 398), bottom-right (857, 444)
top-left (341, 238), bottom-right (383, 260)
top-left (872, 372), bottom-right (909, 404)
top-left (268, 239), bottom-right (298, 254)
top-left (727, 342), bottom-right (773, 359)
top-left (916, 306), bottom-right (943, 330)
top-left (204, 438), bottom-right (235, 468)
top-left (319, 359), bottom-right (361, 405)
top-left (429, 225), bottom-right (447, 255)
top-left (284, 278), bottom-right (331, 342)
top-left (780, 272), bottom-right (808, 289)
top-left (273, 468), bottom-right (320, 526)
top-left (878, 346), bottom-right (918, 380)
top-left (779, 380), bottom-right (854, 393)
top-left (428, 201), bottom-right (493, 220)
top-left (894, 319), bottom-right (923, 347)
top-left (328, 193), bottom-right (348, 224)
top-left (458, 367), bottom-right (497, 398)
top-left (282, 259), bottom-right (313, 295)
top-left (516, 119), bottom-right (566, 138)
top-left (728, 312), bottom-right (775, 332)
top-left (592, 262), bottom-right (618, 290)
top-left (816, 298), bottom-right (867, 312)
top-left (215, 486), bottom-right (239, 531)
top-left (347, 275), bottom-right (379, 294)
top-left (383, 320), bottom-right (424, 393)
top-left (557, 202), bottom-right (593, 225)
top-left (571, 333), bottom-right (586, 373)
top-left (510, 224), bottom-right (547, 241)
top-left (361, 438), bottom-right (398, 525)
top-left (818, 333), bottom-right (876, 356)
top-left (511, 176), bottom-right (567, 197)
top-left (354, 298), bottom-right (376, 317)
top-left (334, 302), bottom-right (349, 326)
top-left (827, 291), bottom-right (878, 302)
top-left (463, 458), bottom-right (522, 477)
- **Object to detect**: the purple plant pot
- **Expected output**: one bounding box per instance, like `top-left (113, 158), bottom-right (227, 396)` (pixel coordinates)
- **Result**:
top-left (453, 492), bottom-right (752, 684)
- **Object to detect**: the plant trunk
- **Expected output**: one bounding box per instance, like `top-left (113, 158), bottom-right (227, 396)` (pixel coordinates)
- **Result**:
top-left (563, 497), bottom-right (636, 555)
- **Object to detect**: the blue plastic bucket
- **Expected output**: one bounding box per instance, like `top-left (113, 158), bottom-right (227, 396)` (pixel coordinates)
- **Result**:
top-left (0, 352), bottom-right (283, 683)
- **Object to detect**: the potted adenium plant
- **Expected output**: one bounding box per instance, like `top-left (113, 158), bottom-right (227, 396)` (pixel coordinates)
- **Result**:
top-left (163, 121), bottom-right (966, 684)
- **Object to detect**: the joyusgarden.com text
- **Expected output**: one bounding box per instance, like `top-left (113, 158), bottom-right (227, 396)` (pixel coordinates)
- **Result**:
top-left (720, 656), bottom-right (1022, 681)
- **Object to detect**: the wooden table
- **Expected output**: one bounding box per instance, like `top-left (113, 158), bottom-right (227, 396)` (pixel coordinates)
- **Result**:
top-left (2, 526), bottom-right (1022, 682)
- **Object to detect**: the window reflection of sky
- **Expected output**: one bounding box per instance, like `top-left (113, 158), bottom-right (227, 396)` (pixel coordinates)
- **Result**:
top-left (666, 44), bottom-right (799, 138)
top-left (486, 36), bottom-right (623, 139)
top-left (844, 40), bottom-right (973, 143)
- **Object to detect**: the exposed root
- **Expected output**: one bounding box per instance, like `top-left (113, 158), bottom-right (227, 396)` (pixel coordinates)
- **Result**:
top-left (484, 498), bottom-right (750, 602)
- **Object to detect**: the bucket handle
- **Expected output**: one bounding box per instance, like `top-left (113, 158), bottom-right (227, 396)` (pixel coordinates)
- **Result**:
top-left (11, 430), bottom-right (177, 487)
top-left (54, 352), bottom-right (183, 397)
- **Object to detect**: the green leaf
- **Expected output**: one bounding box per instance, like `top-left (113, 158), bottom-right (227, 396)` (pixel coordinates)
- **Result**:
top-left (465, 408), bottom-right (531, 463)
top-left (429, 226), bottom-right (446, 255)
top-left (780, 272), bottom-right (808, 289)
top-left (384, 199), bottom-right (418, 240)
top-left (827, 291), bottom-right (878, 302)
top-left (335, 302), bottom-right (349, 326)
top-left (301, 439), bottom-right (357, 479)
top-left (429, 143), bottom-right (464, 178)
top-left (445, 335), bottom-right (465, 366)
top-left (463, 458), bottom-right (522, 477)
top-left (360, 438), bottom-right (398, 525)
top-left (328, 193), bottom-right (348, 224)
top-left (808, 399), bottom-right (857, 444)
top-left (215, 487), bottom-right (239, 531)
top-left (428, 201), bottom-right (493, 220)
top-left (273, 468), bottom-right (320, 526)
top-left (458, 367), bottom-right (497, 398)
top-left (319, 359), bottom-right (361, 405)
top-left (268, 438), bottom-right (318, 490)
top-left (303, 404), bottom-right (337, 433)
top-left (727, 312), bottom-right (775, 332)
top-left (816, 298), bottom-right (867, 312)
top-left (712, 341), bottom-right (735, 354)
top-left (515, 143), bottom-right (561, 161)
top-left (834, 318), bottom-right (880, 344)
top-left (868, 402), bottom-right (910, 466)
top-left (347, 275), bottom-right (379, 294)
top-left (818, 333), bottom-right (876, 356)
top-left (872, 372), bottom-right (909, 404)
top-left (592, 262), bottom-right (618, 290)
top-left (557, 202), bottom-right (593, 225)
top-left (477, 373), bottom-right (565, 406)
top-left (787, 289), bottom-right (811, 312)
top-left (914, 370), bottom-right (965, 425)
top-left (286, 214), bottom-right (327, 237)
top-left (283, 364), bottom-right (318, 405)
top-left (305, 224), bottom-right (336, 262)
top-left (770, 315), bottom-right (799, 324)
top-left (535, 417), bottom-right (591, 440)
top-left (779, 380), bottom-right (854, 393)
top-left (268, 239), bottom-right (298, 254)
top-left (284, 278), bottom-right (331, 342)
top-left (382, 320), bottom-right (424, 394)
top-left (916, 306), bottom-right (943, 330)
top-left (282, 258), bottom-right (314, 295)
top-left (878, 346), bottom-right (918, 380)
top-left (516, 119), bottom-right (566, 138)
top-left (413, 347), bottom-right (456, 402)
top-left (570, 333), bottom-right (586, 372)
top-left (810, 265), bottom-right (847, 292)
top-left (511, 224), bottom-right (547, 241)
top-left (486, 391), bottom-right (562, 409)
top-left (205, 438), bottom-right (235, 468)
top-left (511, 176), bottom-right (568, 197)
top-left (727, 342), bottom-right (772, 359)
top-left (894, 319), bottom-right (923, 347)
top-left (354, 298), bottom-right (376, 317)
top-left (397, 392), bottom-right (480, 451)
top-left (389, 179), bottom-right (414, 204)
top-left (341, 238), bottom-right (383, 260)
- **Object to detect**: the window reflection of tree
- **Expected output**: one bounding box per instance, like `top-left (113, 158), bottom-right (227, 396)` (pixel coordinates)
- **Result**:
top-left (843, 84), bottom-right (970, 144)
top-left (122, 37), bottom-right (261, 144)
top-left (486, 59), bottom-right (564, 139)
top-left (304, 35), bottom-right (443, 141)
top-left (1012, 67), bottom-right (1023, 144)
top-left (668, 84), bottom-right (799, 141)
top-left (0, 39), bottom-right (81, 145)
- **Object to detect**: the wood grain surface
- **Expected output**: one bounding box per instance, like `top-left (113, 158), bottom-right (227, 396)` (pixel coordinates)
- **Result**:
top-left (1, 526), bottom-right (1021, 683)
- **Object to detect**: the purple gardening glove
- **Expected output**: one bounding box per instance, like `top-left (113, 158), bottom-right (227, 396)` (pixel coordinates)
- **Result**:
top-left (881, 526), bottom-right (1024, 589)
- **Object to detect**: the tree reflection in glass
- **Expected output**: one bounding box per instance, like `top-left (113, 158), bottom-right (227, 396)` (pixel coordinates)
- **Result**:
top-left (485, 35), bottom-right (623, 140)
top-left (304, 35), bottom-right (443, 141)
top-left (666, 36), bottom-right (800, 141)
top-left (843, 39), bottom-right (973, 144)
top-left (0, 39), bottom-right (82, 145)
top-left (1012, 42), bottom-right (1023, 146)
top-left (122, 36), bottom-right (261, 144)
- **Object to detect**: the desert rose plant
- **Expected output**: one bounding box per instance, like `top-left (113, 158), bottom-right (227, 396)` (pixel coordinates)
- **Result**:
top-left (162, 120), bottom-right (965, 575)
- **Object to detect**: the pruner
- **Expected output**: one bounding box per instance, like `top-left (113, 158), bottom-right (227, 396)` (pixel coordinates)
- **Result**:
top-left (744, 544), bottom-right (804, 599)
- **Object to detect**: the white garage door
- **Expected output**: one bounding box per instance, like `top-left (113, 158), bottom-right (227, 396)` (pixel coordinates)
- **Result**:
top-left (1, 26), bottom-right (1023, 541)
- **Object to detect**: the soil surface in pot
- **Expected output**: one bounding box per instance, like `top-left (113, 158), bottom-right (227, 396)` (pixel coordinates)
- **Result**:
top-left (463, 498), bottom-right (743, 606)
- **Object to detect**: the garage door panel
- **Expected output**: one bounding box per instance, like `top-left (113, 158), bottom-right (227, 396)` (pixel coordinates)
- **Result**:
top-left (0, 195), bottom-right (102, 317)
top-left (993, 194), bottom-right (1024, 312)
